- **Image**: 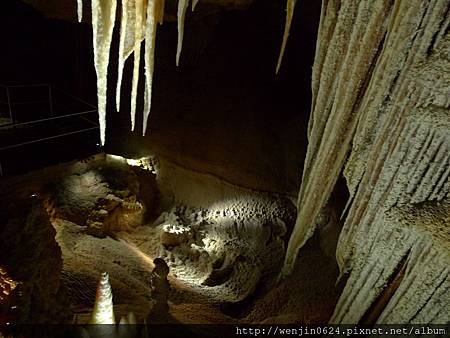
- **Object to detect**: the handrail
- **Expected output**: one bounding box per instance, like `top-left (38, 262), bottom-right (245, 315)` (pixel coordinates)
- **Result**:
top-left (53, 87), bottom-right (97, 109)
top-left (0, 84), bottom-right (99, 176)
top-left (0, 109), bottom-right (98, 129)
top-left (0, 126), bottom-right (99, 151)
top-left (0, 83), bottom-right (50, 88)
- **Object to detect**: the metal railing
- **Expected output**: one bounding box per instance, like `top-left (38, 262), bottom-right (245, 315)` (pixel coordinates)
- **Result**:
top-left (0, 84), bottom-right (99, 176)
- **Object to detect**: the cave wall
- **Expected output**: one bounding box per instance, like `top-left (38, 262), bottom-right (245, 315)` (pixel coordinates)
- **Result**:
top-left (284, 0), bottom-right (450, 324)
top-left (0, 199), bottom-right (70, 323)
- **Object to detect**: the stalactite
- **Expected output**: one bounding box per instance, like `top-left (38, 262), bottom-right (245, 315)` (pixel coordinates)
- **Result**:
top-left (176, 0), bottom-right (190, 67)
top-left (84, 0), bottom-right (302, 141)
top-left (276, 0), bottom-right (298, 74)
top-left (130, 0), bottom-right (146, 131)
top-left (156, 0), bottom-right (165, 25)
top-left (321, 0), bottom-right (450, 324)
top-left (77, 0), bottom-right (83, 22)
top-left (92, 0), bottom-right (117, 146)
top-left (116, 0), bottom-right (132, 113)
top-left (281, 0), bottom-right (392, 278)
top-left (142, 0), bottom-right (159, 135)
top-left (90, 272), bottom-right (115, 324)
top-left (192, 0), bottom-right (200, 11)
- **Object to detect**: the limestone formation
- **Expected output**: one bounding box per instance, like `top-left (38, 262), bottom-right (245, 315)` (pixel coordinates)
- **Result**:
top-left (90, 272), bottom-right (115, 324)
top-left (283, 0), bottom-right (450, 324)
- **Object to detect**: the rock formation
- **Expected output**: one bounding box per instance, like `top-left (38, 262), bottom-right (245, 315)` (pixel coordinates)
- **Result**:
top-left (284, 0), bottom-right (450, 324)
top-left (0, 199), bottom-right (69, 323)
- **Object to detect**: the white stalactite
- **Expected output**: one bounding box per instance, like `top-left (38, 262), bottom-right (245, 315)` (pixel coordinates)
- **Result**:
top-left (142, 0), bottom-right (159, 135)
top-left (90, 272), bottom-right (115, 324)
top-left (77, 0), bottom-right (83, 22)
top-left (116, 0), bottom-right (131, 113)
top-left (276, 0), bottom-right (298, 74)
top-left (192, 0), bottom-right (199, 11)
top-left (176, 0), bottom-right (189, 67)
top-left (92, 0), bottom-right (117, 145)
top-left (130, 0), bottom-right (146, 131)
top-left (156, 0), bottom-right (165, 25)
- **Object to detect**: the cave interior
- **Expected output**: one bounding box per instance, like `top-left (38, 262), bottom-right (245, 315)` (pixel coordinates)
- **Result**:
top-left (0, 0), bottom-right (450, 334)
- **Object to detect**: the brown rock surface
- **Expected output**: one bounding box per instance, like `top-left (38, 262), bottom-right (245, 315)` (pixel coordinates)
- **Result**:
top-left (0, 199), bottom-right (69, 323)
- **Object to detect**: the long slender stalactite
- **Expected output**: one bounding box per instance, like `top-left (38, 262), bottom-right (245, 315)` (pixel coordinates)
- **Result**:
top-left (77, 0), bottom-right (83, 22)
top-left (116, 0), bottom-right (132, 113)
top-left (142, 0), bottom-right (159, 136)
top-left (91, 0), bottom-right (118, 146)
top-left (276, 0), bottom-right (298, 74)
top-left (176, 0), bottom-right (189, 67)
top-left (192, 0), bottom-right (200, 11)
top-left (130, 0), bottom-right (146, 131)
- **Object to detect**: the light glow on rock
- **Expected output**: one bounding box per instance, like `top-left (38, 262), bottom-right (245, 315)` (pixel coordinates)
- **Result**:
top-left (90, 272), bottom-right (115, 324)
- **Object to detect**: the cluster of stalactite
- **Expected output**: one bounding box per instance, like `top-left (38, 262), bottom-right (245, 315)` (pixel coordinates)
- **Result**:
top-left (77, 0), bottom-right (299, 145)
top-left (284, 0), bottom-right (450, 324)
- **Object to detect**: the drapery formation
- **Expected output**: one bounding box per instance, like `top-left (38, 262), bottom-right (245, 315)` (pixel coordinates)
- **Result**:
top-left (284, 0), bottom-right (450, 323)
top-left (78, 0), bottom-right (300, 145)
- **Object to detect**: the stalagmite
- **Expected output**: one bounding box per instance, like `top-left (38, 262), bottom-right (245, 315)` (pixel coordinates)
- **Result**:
top-left (92, 0), bottom-right (117, 145)
top-left (90, 272), bottom-right (115, 324)
top-left (192, 0), bottom-right (199, 11)
top-left (176, 0), bottom-right (189, 67)
top-left (142, 0), bottom-right (159, 135)
top-left (276, 0), bottom-right (298, 74)
top-left (77, 0), bottom-right (83, 22)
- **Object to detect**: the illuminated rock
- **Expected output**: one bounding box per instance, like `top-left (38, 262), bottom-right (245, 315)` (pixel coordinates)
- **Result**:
top-left (90, 272), bottom-right (115, 324)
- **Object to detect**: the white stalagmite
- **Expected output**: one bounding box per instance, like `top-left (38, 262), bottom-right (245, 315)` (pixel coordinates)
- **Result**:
top-left (77, 0), bottom-right (83, 22)
top-left (176, 0), bottom-right (190, 66)
top-left (92, 0), bottom-right (117, 145)
top-left (276, 0), bottom-right (298, 74)
top-left (192, 0), bottom-right (199, 11)
top-left (90, 272), bottom-right (115, 324)
top-left (142, 0), bottom-right (159, 135)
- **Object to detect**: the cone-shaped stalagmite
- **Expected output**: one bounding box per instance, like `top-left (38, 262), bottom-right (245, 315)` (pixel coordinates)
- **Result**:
top-left (90, 272), bottom-right (115, 324)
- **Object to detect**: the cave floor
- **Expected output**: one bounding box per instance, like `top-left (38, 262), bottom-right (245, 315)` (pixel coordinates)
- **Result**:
top-left (1, 154), bottom-right (342, 324)
top-left (55, 217), bottom-right (342, 325)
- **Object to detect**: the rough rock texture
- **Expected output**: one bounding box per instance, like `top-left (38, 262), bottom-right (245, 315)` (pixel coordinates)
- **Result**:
top-left (44, 156), bottom-right (156, 237)
top-left (284, 0), bottom-right (450, 324)
top-left (0, 200), bottom-right (69, 323)
top-left (135, 158), bottom-right (297, 303)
